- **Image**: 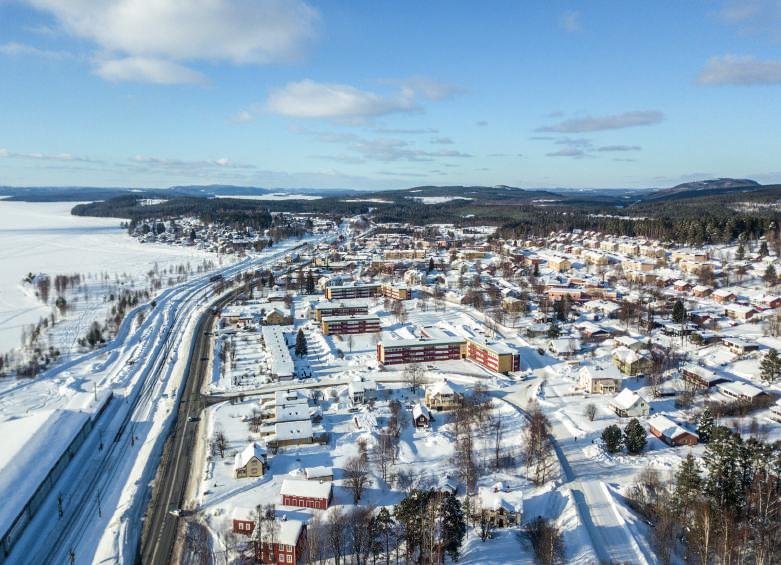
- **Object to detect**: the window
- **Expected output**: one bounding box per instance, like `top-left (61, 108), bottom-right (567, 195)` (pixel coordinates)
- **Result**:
top-left (287, 555), bottom-right (293, 563)
top-left (238, 522), bottom-right (244, 530)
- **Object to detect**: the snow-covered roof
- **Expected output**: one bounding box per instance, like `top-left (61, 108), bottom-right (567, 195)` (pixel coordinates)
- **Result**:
top-left (274, 417), bottom-right (313, 439)
top-left (612, 346), bottom-right (645, 364)
top-left (234, 442), bottom-right (266, 470)
top-left (610, 388), bottom-right (647, 411)
top-left (647, 414), bottom-right (697, 441)
top-left (477, 486), bottom-right (523, 514)
top-left (681, 363), bottom-right (719, 383)
top-left (278, 519), bottom-right (306, 546)
top-left (717, 381), bottom-right (764, 399)
top-left (261, 325), bottom-right (295, 377)
top-left (412, 402), bottom-right (430, 420)
top-left (381, 337), bottom-right (464, 348)
top-left (304, 466), bottom-right (333, 480)
top-left (275, 404), bottom-right (310, 423)
top-left (280, 478), bottom-right (332, 499)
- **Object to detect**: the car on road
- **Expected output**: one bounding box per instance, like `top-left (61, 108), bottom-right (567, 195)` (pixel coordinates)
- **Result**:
top-left (187, 416), bottom-right (200, 422)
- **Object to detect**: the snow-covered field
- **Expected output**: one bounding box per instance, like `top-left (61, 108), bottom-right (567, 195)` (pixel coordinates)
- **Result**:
top-left (0, 201), bottom-right (231, 354)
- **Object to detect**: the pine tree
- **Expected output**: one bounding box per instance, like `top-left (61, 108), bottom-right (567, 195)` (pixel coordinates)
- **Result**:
top-left (702, 426), bottom-right (744, 512)
top-left (305, 270), bottom-right (315, 294)
top-left (674, 454), bottom-right (702, 507)
top-left (295, 329), bottom-right (308, 357)
top-left (759, 240), bottom-right (769, 256)
top-left (546, 322), bottom-right (561, 339)
top-left (267, 272), bottom-right (275, 288)
top-left (696, 407), bottom-right (714, 443)
top-left (672, 299), bottom-right (686, 324)
top-left (623, 418), bottom-right (647, 454)
top-left (371, 507), bottom-right (395, 564)
top-left (735, 243), bottom-right (745, 261)
top-left (428, 257), bottom-right (435, 273)
top-left (439, 495), bottom-right (466, 562)
top-left (760, 348), bottom-right (780, 383)
top-left (602, 424), bottom-right (622, 454)
top-left (763, 264), bottom-right (777, 286)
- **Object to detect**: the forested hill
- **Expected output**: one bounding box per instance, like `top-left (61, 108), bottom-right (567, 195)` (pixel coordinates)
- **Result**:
top-left (66, 179), bottom-right (781, 245)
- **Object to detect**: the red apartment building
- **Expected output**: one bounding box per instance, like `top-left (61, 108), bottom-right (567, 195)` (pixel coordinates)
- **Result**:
top-left (320, 315), bottom-right (381, 336)
top-left (377, 338), bottom-right (466, 365)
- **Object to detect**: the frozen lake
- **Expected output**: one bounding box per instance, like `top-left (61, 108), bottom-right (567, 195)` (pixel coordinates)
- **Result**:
top-left (0, 200), bottom-right (221, 353)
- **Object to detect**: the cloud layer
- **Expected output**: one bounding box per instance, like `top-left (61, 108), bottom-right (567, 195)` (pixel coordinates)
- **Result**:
top-left (538, 110), bottom-right (664, 133)
top-left (23, 0), bottom-right (318, 83)
top-left (697, 55), bottom-right (781, 85)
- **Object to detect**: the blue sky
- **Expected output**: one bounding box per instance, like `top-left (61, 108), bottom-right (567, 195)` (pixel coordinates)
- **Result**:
top-left (1, 0), bottom-right (781, 190)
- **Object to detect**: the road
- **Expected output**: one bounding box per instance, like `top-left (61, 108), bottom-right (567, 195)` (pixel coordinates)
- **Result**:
top-left (500, 378), bottom-right (656, 565)
top-left (139, 290), bottom-right (232, 565)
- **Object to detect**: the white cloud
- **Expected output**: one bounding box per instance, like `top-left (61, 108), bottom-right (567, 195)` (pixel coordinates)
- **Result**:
top-left (430, 137), bottom-right (453, 145)
top-left (546, 147), bottom-right (588, 158)
top-left (22, 0), bottom-right (318, 83)
top-left (538, 111), bottom-right (664, 132)
top-left (94, 57), bottom-right (206, 85)
top-left (719, 0), bottom-right (781, 42)
top-left (0, 42), bottom-right (72, 59)
top-left (383, 77), bottom-right (463, 101)
top-left (265, 79), bottom-right (417, 119)
top-left (696, 55), bottom-right (781, 85)
top-left (559, 10), bottom-right (581, 33)
top-left (597, 144), bottom-right (642, 152)
top-left (0, 148), bottom-right (100, 162)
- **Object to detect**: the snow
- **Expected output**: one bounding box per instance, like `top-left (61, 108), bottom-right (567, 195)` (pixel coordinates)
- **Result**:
top-left (409, 196), bottom-right (473, 204)
top-left (0, 200), bottom-right (230, 354)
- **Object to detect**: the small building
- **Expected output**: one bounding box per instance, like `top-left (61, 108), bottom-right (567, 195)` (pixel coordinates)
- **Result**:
top-left (680, 363), bottom-right (726, 389)
top-left (234, 442), bottom-right (266, 479)
top-left (475, 487), bottom-right (523, 528)
top-left (547, 337), bottom-right (581, 358)
top-left (269, 420), bottom-right (314, 448)
top-left (721, 336), bottom-right (759, 355)
top-left (304, 466), bottom-right (334, 482)
top-left (612, 346), bottom-right (652, 376)
top-left (412, 403), bottom-right (431, 428)
top-left (348, 378), bottom-right (378, 404)
top-left (769, 399), bottom-right (781, 422)
top-left (382, 283), bottom-right (412, 300)
top-left (280, 479), bottom-right (333, 510)
top-left (712, 288), bottom-right (736, 304)
top-left (673, 280), bottom-right (692, 292)
top-left (692, 285), bottom-right (712, 298)
top-left (609, 389), bottom-right (650, 418)
top-left (717, 381), bottom-right (765, 403)
top-left (647, 414), bottom-right (698, 447)
top-left (257, 519), bottom-right (308, 565)
top-left (232, 508), bottom-right (256, 536)
top-left (424, 379), bottom-right (464, 411)
top-left (724, 304), bottom-right (755, 321)
top-left (578, 366), bottom-right (622, 395)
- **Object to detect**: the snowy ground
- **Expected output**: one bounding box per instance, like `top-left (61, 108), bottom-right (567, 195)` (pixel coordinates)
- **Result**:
top-left (0, 200), bottom-right (233, 355)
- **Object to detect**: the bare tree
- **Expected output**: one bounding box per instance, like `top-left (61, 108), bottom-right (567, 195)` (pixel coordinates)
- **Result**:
top-left (347, 506), bottom-right (375, 565)
top-left (404, 364), bottom-right (424, 393)
top-left (523, 407), bottom-right (553, 485)
top-left (326, 508), bottom-right (348, 565)
top-left (212, 429), bottom-right (227, 459)
top-left (345, 456), bottom-right (371, 503)
top-left (372, 431), bottom-right (397, 485)
top-left (491, 417), bottom-right (504, 470)
top-left (585, 403), bottom-right (597, 422)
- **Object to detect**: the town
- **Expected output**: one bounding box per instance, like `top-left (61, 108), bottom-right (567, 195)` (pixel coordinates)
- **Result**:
top-left (177, 219), bottom-right (781, 563)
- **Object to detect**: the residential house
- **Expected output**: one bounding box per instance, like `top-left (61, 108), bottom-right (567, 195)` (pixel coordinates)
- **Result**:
top-left (612, 346), bottom-right (652, 376)
top-left (280, 479), bottom-right (333, 510)
top-left (234, 442), bottom-right (266, 479)
top-left (578, 365), bottom-right (622, 394)
top-left (412, 403), bottom-right (431, 428)
top-left (256, 519), bottom-right (308, 565)
top-left (647, 414), bottom-right (698, 447)
top-left (348, 378), bottom-right (378, 404)
top-left (424, 379), bottom-right (464, 411)
top-left (610, 389), bottom-right (650, 417)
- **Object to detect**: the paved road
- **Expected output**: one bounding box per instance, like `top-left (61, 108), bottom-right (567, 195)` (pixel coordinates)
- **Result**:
top-left (501, 379), bottom-right (655, 565)
top-left (138, 291), bottom-right (232, 565)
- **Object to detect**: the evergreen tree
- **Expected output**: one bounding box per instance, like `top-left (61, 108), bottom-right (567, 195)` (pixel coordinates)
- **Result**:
top-left (760, 348), bottom-right (780, 383)
top-left (533, 262), bottom-right (540, 276)
top-left (696, 407), bottom-right (714, 443)
top-left (735, 243), bottom-right (745, 261)
top-left (305, 270), bottom-right (315, 294)
top-left (371, 507), bottom-right (395, 564)
top-left (439, 495), bottom-right (466, 562)
top-left (674, 454), bottom-right (702, 508)
top-left (546, 322), bottom-right (561, 339)
top-left (601, 424), bottom-right (622, 454)
top-left (763, 264), bottom-right (777, 286)
top-left (702, 426), bottom-right (744, 512)
top-left (672, 299), bottom-right (686, 324)
top-left (623, 418), bottom-right (647, 454)
top-left (759, 240), bottom-right (769, 256)
top-left (428, 257), bottom-right (435, 273)
top-left (295, 329), bottom-right (308, 357)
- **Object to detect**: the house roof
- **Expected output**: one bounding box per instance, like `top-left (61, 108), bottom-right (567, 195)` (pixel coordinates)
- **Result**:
top-left (280, 478), bottom-right (333, 499)
top-left (610, 388), bottom-right (647, 411)
top-left (234, 442), bottom-right (266, 470)
top-left (274, 419), bottom-right (313, 440)
top-left (278, 519), bottom-right (306, 546)
top-left (412, 402), bottom-right (430, 420)
top-left (648, 414), bottom-right (697, 441)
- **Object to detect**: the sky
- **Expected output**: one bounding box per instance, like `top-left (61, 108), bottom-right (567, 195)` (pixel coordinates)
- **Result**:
top-left (1, 0), bottom-right (781, 190)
